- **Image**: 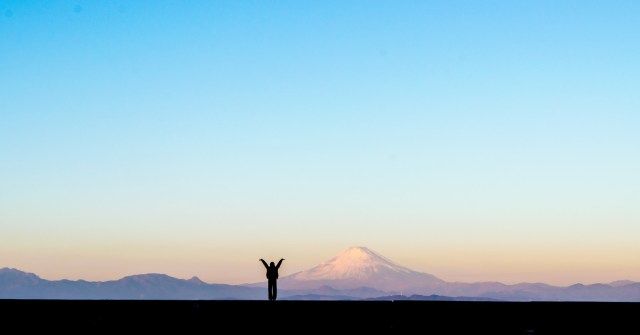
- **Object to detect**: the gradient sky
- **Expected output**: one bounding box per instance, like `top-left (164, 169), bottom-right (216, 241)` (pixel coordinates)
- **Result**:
top-left (1, 1), bottom-right (639, 286)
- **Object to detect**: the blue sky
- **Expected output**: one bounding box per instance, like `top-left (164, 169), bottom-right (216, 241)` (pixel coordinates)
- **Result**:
top-left (1, 1), bottom-right (639, 285)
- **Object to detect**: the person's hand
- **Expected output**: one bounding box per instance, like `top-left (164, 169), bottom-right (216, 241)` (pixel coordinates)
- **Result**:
top-left (259, 259), bottom-right (264, 262)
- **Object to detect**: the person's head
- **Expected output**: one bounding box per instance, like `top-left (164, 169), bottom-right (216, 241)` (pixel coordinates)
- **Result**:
top-left (270, 262), bottom-right (275, 267)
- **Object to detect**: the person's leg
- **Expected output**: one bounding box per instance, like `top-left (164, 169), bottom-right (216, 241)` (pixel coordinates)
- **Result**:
top-left (268, 280), bottom-right (274, 301)
top-left (273, 280), bottom-right (277, 301)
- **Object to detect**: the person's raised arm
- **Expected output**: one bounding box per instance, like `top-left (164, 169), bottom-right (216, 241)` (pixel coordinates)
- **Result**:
top-left (260, 259), bottom-right (269, 269)
top-left (276, 258), bottom-right (285, 269)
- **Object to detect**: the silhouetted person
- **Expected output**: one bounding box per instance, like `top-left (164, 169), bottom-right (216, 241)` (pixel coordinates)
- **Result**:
top-left (259, 258), bottom-right (284, 301)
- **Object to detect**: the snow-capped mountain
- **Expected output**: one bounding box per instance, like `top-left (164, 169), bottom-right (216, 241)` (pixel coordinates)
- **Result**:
top-left (279, 246), bottom-right (445, 292)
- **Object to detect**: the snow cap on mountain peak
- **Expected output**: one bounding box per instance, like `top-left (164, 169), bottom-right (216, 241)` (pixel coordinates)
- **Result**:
top-left (341, 246), bottom-right (377, 257)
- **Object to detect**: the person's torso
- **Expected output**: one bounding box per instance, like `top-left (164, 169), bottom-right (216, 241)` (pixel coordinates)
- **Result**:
top-left (267, 267), bottom-right (278, 279)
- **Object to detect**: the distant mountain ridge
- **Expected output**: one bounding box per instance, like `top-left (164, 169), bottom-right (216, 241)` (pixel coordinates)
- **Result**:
top-left (2, 246), bottom-right (640, 301)
top-left (367, 294), bottom-right (502, 301)
top-left (0, 268), bottom-right (263, 300)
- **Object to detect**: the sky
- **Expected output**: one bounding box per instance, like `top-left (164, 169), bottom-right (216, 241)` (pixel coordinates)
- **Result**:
top-left (1, 1), bottom-right (639, 286)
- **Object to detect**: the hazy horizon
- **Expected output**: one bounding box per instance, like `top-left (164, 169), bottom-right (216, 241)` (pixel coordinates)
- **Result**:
top-left (3, 244), bottom-right (637, 287)
top-left (1, 1), bottom-right (639, 287)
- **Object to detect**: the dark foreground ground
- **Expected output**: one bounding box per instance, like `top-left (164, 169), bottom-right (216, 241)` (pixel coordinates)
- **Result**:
top-left (1, 300), bottom-right (638, 334)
